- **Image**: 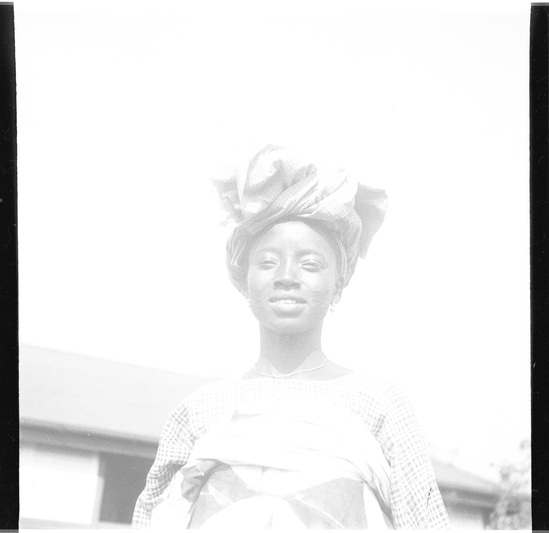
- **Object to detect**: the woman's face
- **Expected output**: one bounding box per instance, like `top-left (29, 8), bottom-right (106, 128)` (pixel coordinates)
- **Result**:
top-left (245, 220), bottom-right (342, 335)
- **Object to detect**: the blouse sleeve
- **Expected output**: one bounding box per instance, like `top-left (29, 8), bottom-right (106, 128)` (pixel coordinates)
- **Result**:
top-left (376, 383), bottom-right (450, 530)
top-left (132, 401), bottom-right (196, 529)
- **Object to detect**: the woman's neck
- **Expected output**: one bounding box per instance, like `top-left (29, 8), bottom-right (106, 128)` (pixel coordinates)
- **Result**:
top-left (257, 324), bottom-right (324, 374)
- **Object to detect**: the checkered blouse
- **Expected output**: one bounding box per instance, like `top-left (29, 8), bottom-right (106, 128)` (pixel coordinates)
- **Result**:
top-left (132, 373), bottom-right (449, 529)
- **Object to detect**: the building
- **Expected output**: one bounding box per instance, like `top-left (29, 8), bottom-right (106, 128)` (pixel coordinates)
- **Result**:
top-left (20, 345), bottom-right (499, 529)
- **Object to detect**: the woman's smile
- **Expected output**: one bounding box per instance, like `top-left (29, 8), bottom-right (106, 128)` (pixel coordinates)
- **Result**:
top-left (269, 297), bottom-right (306, 315)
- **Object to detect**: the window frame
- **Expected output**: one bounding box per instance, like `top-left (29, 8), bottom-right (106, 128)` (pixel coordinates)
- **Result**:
top-left (20, 424), bottom-right (158, 528)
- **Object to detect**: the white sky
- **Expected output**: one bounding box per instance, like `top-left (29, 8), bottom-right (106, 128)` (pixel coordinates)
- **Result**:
top-left (15, 0), bottom-right (531, 479)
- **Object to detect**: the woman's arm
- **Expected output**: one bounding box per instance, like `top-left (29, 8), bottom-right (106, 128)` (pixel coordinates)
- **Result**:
top-left (132, 401), bottom-right (196, 529)
top-left (377, 384), bottom-right (449, 530)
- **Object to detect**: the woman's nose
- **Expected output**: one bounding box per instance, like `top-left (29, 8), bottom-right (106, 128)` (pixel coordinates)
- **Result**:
top-left (273, 260), bottom-right (300, 289)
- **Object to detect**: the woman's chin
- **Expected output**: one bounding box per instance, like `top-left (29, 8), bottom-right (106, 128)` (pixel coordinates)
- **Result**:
top-left (261, 317), bottom-right (324, 336)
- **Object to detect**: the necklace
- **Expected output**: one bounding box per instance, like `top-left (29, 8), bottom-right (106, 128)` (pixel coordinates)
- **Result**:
top-left (254, 353), bottom-right (328, 379)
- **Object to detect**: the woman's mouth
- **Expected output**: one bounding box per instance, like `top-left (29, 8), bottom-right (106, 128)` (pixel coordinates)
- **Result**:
top-left (268, 296), bottom-right (307, 313)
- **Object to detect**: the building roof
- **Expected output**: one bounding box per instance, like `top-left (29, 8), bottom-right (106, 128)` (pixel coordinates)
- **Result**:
top-left (432, 458), bottom-right (499, 496)
top-left (20, 345), bottom-right (499, 497)
top-left (20, 345), bottom-right (212, 442)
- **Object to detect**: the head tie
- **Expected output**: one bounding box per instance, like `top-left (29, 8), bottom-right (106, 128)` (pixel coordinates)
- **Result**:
top-left (213, 145), bottom-right (388, 293)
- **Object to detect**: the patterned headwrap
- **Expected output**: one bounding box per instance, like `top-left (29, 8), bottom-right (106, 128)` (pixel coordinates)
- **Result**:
top-left (213, 145), bottom-right (388, 293)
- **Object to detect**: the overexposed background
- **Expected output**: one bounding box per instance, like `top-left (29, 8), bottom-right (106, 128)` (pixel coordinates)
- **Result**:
top-left (16, 0), bottom-right (530, 480)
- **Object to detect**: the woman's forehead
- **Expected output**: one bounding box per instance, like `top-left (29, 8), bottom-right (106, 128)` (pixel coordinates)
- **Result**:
top-left (250, 220), bottom-right (337, 256)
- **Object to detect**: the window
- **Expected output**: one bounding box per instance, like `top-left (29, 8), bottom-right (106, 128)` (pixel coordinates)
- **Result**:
top-left (20, 444), bottom-right (154, 527)
top-left (99, 453), bottom-right (154, 524)
top-left (20, 445), bottom-right (100, 525)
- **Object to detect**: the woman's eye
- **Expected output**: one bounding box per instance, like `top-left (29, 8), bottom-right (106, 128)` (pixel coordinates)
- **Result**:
top-left (301, 261), bottom-right (323, 272)
top-left (257, 259), bottom-right (277, 269)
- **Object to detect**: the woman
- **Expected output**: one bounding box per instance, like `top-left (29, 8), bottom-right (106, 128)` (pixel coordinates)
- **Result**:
top-left (132, 145), bottom-right (449, 529)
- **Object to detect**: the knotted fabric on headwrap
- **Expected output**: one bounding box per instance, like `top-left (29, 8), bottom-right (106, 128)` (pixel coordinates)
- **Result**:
top-left (213, 145), bottom-right (388, 293)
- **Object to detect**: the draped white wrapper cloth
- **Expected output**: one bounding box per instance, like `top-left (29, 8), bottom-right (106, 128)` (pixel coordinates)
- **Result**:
top-left (150, 398), bottom-right (393, 530)
top-left (213, 145), bottom-right (388, 291)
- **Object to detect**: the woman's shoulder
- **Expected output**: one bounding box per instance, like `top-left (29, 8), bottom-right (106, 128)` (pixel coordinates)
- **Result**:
top-left (342, 371), bottom-right (412, 409)
top-left (165, 376), bottom-right (246, 420)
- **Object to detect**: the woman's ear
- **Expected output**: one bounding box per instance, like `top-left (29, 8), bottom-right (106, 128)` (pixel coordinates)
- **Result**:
top-left (332, 276), bottom-right (344, 305)
top-left (239, 277), bottom-right (249, 300)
